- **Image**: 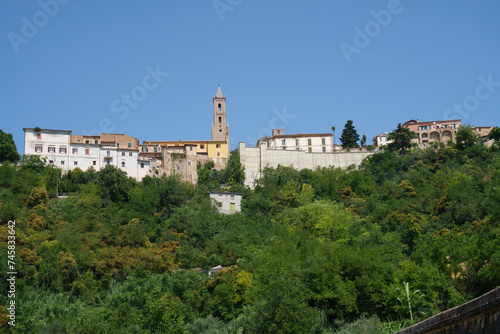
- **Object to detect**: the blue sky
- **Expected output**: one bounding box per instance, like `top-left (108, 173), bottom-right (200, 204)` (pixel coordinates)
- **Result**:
top-left (2, 0), bottom-right (500, 155)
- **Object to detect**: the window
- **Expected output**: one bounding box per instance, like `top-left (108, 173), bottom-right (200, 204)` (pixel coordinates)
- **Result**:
top-left (129, 152), bottom-right (132, 156)
top-left (61, 161), bottom-right (65, 165)
top-left (218, 116), bottom-right (222, 124)
top-left (217, 152), bottom-right (220, 157)
top-left (36, 133), bottom-right (41, 139)
top-left (93, 161), bottom-right (96, 166)
top-left (48, 147), bottom-right (55, 153)
top-left (49, 160), bottom-right (53, 164)
top-left (116, 143), bottom-right (120, 148)
top-left (188, 161), bottom-right (192, 166)
top-left (85, 148), bottom-right (89, 155)
top-left (216, 144), bottom-right (220, 148)
top-left (308, 147), bottom-right (312, 153)
top-left (95, 140), bottom-right (98, 144)
top-left (422, 133), bottom-right (428, 138)
top-left (322, 138), bottom-right (326, 145)
top-left (121, 162), bottom-right (126, 167)
top-left (322, 147), bottom-right (326, 153)
top-left (420, 126), bottom-right (428, 130)
top-left (282, 139), bottom-right (286, 146)
top-left (140, 163), bottom-right (144, 168)
top-left (200, 145), bottom-right (204, 149)
top-left (128, 142), bottom-right (131, 148)
top-left (85, 140), bottom-right (89, 144)
top-left (176, 165), bottom-right (180, 171)
top-left (308, 139), bottom-right (312, 146)
top-left (60, 147), bottom-right (67, 153)
top-left (218, 103), bottom-right (221, 110)
top-left (122, 152), bottom-right (125, 156)
top-left (74, 161), bottom-right (78, 166)
top-left (296, 139), bottom-right (299, 146)
top-left (107, 151), bottom-right (110, 157)
top-left (230, 203), bottom-right (236, 211)
top-left (142, 147), bottom-right (148, 153)
top-left (189, 147), bottom-right (192, 151)
top-left (73, 148), bottom-right (78, 154)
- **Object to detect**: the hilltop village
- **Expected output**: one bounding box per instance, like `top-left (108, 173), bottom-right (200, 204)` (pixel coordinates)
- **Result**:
top-left (23, 86), bottom-right (495, 186)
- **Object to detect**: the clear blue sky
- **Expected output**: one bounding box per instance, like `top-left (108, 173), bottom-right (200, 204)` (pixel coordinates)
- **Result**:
top-left (2, 0), bottom-right (500, 155)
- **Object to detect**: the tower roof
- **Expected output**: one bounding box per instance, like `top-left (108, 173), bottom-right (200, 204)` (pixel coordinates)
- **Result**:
top-left (215, 85), bottom-right (223, 98)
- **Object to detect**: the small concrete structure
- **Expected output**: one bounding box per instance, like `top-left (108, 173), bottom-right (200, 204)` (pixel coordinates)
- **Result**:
top-left (209, 192), bottom-right (242, 214)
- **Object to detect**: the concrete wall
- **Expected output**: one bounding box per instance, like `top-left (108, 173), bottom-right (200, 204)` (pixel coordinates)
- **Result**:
top-left (395, 288), bottom-right (500, 334)
top-left (239, 142), bottom-right (374, 188)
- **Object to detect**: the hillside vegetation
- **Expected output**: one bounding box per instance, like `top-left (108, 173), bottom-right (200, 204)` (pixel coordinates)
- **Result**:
top-left (1, 140), bottom-right (500, 333)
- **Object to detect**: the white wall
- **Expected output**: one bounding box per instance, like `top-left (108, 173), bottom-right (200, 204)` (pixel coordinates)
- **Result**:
top-left (209, 193), bottom-right (242, 214)
top-left (24, 129), bottom-right (71, 172)
top-left (240, 142), bottom-right (374, 188)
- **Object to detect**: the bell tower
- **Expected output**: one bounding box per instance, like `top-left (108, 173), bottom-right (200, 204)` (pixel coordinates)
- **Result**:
top-left (211, 85), bottom-right (229, 142)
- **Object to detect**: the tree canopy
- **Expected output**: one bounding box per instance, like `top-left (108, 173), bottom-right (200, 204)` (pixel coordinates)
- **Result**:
top-left (1, 129), bottom-right (500, 333)
top-left (0, 129), bottom-right (20, 163)
top-left (388, 123), bottom-right (416, 155)
top-left (340, 120), bottom-right (360, 149)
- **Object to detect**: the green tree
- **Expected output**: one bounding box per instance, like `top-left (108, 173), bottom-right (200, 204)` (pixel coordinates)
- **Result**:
top-left (95, 165), bottom-right (130, 202)
top-left (388, 123), bottom-right (416, 155)
top-left (455, 124), bottom-right (477, 150)
top-left (361, 134), bottom-right (367, 147)
top-left (0, 129), bottom-right (20, 163)
top-left (225, 148), bottom-right (245, 186)
top-left (340, 120), bottom-right (360, 149)
top-left (487, 126), bottom-right (500, 148)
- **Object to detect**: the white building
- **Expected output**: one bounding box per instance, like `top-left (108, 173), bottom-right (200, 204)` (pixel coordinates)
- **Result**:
top-left (256, 129), bottom-right (334, 153)
top-left (24, 128), bottom-right (151, 179)
top-left (372, 132), bottom-right (392, 147)
top-left (209, 192), bottom-right (242, 214)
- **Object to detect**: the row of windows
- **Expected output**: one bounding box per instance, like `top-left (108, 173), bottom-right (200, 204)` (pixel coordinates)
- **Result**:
top-left (52, 159), bottom-right (145, 169)
top-left (280, 138), bottom-right (327, 146)
top-left (36, 146), bottom-right (134, 157)
top-left (420, 124), bottom-right (457, 131)
top-left (34, 133), bottom-right (133, 148)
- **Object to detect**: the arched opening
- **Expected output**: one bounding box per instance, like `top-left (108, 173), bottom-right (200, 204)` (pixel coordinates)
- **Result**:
top-left (442, 130), bottom-right (452, 142)
top-left (218, 103), bottom-right (221, 110)
top-left (218, 116), bottom-right (222, 124)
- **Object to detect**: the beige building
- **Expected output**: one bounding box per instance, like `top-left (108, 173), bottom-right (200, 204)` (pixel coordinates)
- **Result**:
top-left (138, 85), bottom-right (231, 183)
top-left (257, 129), bottom-right (334, 153)
top-left (403, 119), bottom-right (462, 145)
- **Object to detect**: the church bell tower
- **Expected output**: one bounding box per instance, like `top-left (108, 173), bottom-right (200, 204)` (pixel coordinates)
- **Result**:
top-left (211, 85), bottom-right (229, 142)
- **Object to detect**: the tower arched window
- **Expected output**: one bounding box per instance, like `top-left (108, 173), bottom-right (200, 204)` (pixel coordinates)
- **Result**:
top-left (218, 117), bottom-right (222, 124)
top-left (218, 103), bottom-right (221, 110)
